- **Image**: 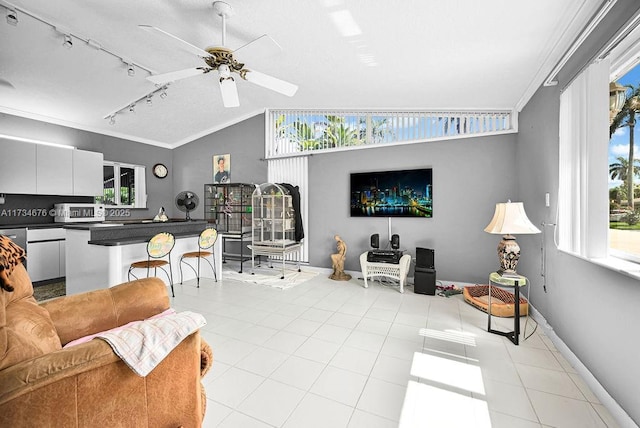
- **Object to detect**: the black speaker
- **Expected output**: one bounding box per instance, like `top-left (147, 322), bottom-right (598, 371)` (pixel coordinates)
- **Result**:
top-left (391, 234), bottom-right (400, 249)
top-left (370, 233), bottom-right (379, 249)
top-left (416, 247), bottom-right (435, 269)
top-left (414, 268), bottom-right (436, 295)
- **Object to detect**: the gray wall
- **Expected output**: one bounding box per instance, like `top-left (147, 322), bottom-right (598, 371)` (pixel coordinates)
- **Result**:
top-left (171, 114), bottom-right (267, 219)
top-left (514, 2), bottom-right (640, 422)
top-left (308, 134), bottom-right (518, 282)
top-left (0, 113), bottom-right (173, 220)
top-left (517, 82), bottom-right (640, 425)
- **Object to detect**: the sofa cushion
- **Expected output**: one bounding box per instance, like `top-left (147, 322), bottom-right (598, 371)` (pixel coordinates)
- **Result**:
top-left (0, 236), bottom-right (26, 292)
top-left (0, 264), bottom-right (62, 371)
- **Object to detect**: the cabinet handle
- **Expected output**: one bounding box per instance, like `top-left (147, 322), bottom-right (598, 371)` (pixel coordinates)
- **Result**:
top-left (6, 235), bottom-right (17, 239)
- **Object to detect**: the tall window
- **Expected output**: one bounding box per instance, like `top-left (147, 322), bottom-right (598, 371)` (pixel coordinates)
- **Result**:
top-left (609, 63), bottom-right (640, 262)
top-left (99, 161), bottom-right (146, 208)
top-left (557, 60), bottom-right (609, 258)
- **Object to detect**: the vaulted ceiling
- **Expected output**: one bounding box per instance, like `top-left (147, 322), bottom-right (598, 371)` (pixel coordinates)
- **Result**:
top-left (0, 0), bottom-right (601, 148)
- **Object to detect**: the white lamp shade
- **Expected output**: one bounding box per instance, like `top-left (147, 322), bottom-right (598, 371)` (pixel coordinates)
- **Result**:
top-left (484, 202), bottom-right (541, 235)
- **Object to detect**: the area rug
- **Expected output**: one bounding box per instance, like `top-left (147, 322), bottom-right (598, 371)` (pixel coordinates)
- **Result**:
top-left (33, 281), bottom-right (66, 302)
top-left (223, 269), bottom-right (318, 290)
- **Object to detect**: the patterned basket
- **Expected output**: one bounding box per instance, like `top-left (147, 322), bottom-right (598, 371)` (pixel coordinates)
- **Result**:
top-left (463, 285), bottom-right (528, 318)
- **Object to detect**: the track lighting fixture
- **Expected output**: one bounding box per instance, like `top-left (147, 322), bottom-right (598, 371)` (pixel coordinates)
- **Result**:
top-left (103, 84), bottom-right (170, 123)
top-left (63, 34), bottom-right (73, 49)
top-left (127, 63), bottom-right (135, 77)
top-left (6, 9), bottom-right (17, 26)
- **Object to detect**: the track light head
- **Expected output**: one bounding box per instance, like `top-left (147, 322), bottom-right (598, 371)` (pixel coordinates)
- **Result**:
top-left (63, 34), bottom-right (73, 49)
top-left (127, 64), bottom-right (135, 77)
top-left (128, 104), bottom-right (135, 112)
top-left (146, 95), bottom-right (153, 106)
top-left (109, 115), bottom-right (116, 125)
top-left (6, 9), bottom-right (17, 26)
top-left (160, 87), bottom-right (168, 99)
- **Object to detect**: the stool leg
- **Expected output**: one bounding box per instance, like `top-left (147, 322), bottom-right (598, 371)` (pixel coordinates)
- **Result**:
top-left (196, 254), bottom-right (201, 287)
top-left (169, 259), bottom-right (174, 297)
top-left (212, 253), bottom-right (217, 282)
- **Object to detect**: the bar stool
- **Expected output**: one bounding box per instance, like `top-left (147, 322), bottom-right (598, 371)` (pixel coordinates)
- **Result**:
top-left (128, 232), bottom-right (175, 296)
top-left (179, 228), bottom-right (218, 287)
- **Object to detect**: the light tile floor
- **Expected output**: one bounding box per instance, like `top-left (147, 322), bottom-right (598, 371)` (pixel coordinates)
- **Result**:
top-left (171, 264), bottom-right (620, 428)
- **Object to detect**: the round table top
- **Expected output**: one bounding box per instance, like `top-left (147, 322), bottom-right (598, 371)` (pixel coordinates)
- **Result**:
top-left (489, 271), bottom-right (527, 286)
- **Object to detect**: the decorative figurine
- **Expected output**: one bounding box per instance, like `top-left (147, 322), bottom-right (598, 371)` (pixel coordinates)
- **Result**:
top-left (330, 235), bottom-right (351, 281)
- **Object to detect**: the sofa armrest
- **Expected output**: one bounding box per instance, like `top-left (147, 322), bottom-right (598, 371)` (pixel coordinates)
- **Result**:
top-left (0, 331), bottom-right (206, 427)
top-left (41, 278), bottom-right (170, 345)
top-left (0, 339), bottom-right (118, 405)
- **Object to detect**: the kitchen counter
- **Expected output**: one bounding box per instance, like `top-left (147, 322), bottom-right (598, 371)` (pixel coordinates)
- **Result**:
top-left (65, 220), bottom-right (222, 296)
top-left (0, 223), bottom-right (66, 229)
top-left (87, 220), bottom-right (208, 245)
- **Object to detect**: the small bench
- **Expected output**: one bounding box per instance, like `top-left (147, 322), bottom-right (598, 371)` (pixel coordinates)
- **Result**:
top-left (359, 252), bottom-right (412, 293)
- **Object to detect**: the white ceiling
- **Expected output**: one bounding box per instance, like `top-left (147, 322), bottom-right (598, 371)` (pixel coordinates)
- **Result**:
top-left (0, 0), bottom-right (601, 148)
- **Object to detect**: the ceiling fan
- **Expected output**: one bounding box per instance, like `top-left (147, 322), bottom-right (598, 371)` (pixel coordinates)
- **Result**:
top-left (140, 1), bottom-right (298, 108)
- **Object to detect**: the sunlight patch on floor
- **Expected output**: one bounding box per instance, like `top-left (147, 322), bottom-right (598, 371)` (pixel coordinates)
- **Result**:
top-left (419, 328), bottom-right (477, 346)
top-left (399, 380), bottom-right (491, 428)
top-left (410, 352), bottom-right (485, 395)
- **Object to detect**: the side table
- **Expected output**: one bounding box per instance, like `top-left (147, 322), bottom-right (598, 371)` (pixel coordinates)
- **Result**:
top-left (488, 272), bottom-right (527, 345)
top-left (359, 252), bottom-right (411, 293)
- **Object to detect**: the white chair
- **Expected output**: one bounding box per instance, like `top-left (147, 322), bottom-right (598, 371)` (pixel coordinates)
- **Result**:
top-left (359, 252), bottom-right (412, 293)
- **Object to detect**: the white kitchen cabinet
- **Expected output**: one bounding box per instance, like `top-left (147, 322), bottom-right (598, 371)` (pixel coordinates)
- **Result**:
top-left (36, 145), bottom-right (73, 195)
top-left (73, 149), bottom-right (103, 196)
top-left (0, 139), bottom-right (37, 194)
top-left (27, 241), bottom-right (61, 282)
top-left (27, 228), bottom-right (66, 282)
top-left (59, 240), bottom-right (65, 277)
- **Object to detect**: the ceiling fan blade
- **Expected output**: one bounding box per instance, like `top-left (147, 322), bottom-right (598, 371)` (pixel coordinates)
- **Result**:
top-left (233, 34), bottom-right (282, 60)
top-left (219, 76), bottom-right (240, 108)
top-left (139, 25), bottom-right (211, 58)
top-left (147, 68), bottom-right (206, 84)
top-left (243, 69), bottom-right (298, 97)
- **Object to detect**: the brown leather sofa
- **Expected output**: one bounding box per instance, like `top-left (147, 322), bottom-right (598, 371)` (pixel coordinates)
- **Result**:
top-left (0, 262), bottom-right (212, 427)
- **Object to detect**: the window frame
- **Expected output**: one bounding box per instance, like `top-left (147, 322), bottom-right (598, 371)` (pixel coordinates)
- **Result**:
top-left (100, 161), bottom-right (147, 208)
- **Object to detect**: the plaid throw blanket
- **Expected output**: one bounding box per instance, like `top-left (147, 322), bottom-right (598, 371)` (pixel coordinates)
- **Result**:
top-left (97, 311), bottom-right (206, 377)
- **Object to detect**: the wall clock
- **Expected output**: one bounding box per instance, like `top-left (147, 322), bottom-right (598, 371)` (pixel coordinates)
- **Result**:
top-left (153, 163), bottom-right (168, 179)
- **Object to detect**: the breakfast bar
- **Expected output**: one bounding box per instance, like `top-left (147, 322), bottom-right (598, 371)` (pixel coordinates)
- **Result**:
top-left (65, 220), bottom-right (222, 295)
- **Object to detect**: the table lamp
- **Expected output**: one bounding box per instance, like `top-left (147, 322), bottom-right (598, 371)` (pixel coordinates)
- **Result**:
top-left (484, 201), bottom-right (540, 277)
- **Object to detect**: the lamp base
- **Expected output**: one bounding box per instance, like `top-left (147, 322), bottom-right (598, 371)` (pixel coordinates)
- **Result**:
top-left (497, 234), bottom-right (520, 275)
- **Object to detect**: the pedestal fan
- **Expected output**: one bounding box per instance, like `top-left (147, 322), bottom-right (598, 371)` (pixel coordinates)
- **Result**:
top-left (175, 191), bottom-right (199, 220)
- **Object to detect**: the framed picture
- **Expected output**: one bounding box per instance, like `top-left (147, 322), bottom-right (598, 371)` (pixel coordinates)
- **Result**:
top-left (213, 154), bottom-right (231, 183)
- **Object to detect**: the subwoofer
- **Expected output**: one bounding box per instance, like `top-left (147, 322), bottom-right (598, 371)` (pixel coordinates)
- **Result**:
top-left (414, 247), bottom-right (436, 295)
top-left (414, 269), bottom-right (436, 295)
top-left (370, 233), bottom-right (379, 249)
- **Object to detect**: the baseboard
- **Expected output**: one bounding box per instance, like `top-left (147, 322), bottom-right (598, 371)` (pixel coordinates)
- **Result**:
top-left (528, 304), bottom-right (638, 428)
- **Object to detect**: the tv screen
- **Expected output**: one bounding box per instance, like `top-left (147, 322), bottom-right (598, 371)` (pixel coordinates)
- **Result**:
top-left (350, 168), bottom-right (433, 218)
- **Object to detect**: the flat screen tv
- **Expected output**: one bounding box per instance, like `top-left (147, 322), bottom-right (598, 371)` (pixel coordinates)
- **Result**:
top-left (350, 168), bottom-right (433, 218)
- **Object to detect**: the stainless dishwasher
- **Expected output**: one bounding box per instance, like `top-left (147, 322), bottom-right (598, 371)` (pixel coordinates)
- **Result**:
top-left (0, 227), bottom-right (27, 268)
